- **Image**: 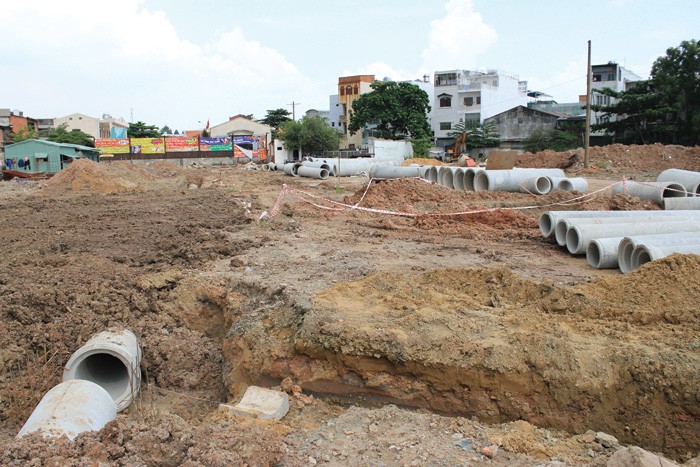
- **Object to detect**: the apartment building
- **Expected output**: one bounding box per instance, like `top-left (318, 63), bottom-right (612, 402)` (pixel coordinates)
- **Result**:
top-left (432, 69), bottom-right (528, 147)
top-left (54, 112), bottom-right (128, 139)
top-left (589, 62), bottom-right (643, 142)
top-left (338, 75), bottom-right (375, 149)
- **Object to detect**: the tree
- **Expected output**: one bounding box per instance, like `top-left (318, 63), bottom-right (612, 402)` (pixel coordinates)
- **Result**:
top-left (10, 126), bottom-right (39, 143)
top-left (523, 128), bottom-right (578, 153)
top-left (257, 109), bottom-right (292, 139)
top-left (278, 116), bottom-right (341, 154)
top-left (159, 125), bottom-right (172, 135)
top-left (592, 39), bottom-right (700, 145)
top-left (45, 123), bottom-right (95, 147)
top-left (448, 121), bottom-right (501, 150)
top-left (349, 81), bottom-right (431, 140)
top-left (127, 121), bottom-right (160, 138)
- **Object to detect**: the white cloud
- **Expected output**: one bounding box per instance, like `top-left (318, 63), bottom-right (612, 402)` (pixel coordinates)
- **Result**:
top-left (421, 0), bottom-right (498, 72)
top-left (340, 62), bottom-right (416, 83)
top-left (0, 0), bottom-right (315, 130)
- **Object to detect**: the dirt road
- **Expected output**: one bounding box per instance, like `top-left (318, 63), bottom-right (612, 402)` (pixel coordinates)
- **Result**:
top-left (0, 145), bottom-right (698, 465)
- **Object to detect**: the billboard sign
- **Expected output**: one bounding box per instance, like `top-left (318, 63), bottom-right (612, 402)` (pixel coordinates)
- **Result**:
top-left (200, 137), bottom-right (232, 152)
top-left (95, 138), bottom-right (130, 154)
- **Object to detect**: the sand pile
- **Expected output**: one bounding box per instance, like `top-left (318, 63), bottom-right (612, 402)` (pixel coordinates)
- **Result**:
top-left (46, 159), bottom-right (156, 193)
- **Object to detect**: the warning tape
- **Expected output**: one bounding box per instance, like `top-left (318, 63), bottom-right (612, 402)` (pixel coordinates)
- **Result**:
top-left (267, 175), bottom-right (677, 220)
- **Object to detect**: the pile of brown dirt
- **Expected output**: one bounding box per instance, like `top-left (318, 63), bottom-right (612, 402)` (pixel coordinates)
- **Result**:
top-left (401, 158), bottom-right (445, 166)
top-left (517, 143), bottom-right (700, 174)
top-left (46, 159), bottom-right (157, 193)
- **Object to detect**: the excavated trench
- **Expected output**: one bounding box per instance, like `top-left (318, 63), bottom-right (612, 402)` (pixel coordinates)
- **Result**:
top-left (219, 260), bottom-right (700, 460)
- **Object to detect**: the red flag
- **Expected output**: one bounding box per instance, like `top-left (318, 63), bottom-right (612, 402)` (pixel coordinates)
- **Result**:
top-left (205, 119), bottom-right (210, 130)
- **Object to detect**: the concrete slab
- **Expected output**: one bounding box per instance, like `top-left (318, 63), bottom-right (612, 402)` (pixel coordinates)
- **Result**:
top-left (225, 386), bottom-right (289, 420)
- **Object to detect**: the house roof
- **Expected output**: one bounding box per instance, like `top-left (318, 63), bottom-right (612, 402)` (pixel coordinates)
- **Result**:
top-left (6, 139), bottom-right (98, 152)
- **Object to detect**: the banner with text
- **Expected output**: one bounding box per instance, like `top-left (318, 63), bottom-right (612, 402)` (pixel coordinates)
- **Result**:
top-left (200, 137), bottom-right (232, 152)
top-left (130, 138), bottom-right (165, 154)
top-left (95, 138), bottom-right (130, 154)
top-left (165, 137), bottom-right (199, 152)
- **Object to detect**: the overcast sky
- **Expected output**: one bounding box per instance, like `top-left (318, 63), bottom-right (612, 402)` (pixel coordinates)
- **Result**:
top-left (1, 0), bottom-right (697, 133)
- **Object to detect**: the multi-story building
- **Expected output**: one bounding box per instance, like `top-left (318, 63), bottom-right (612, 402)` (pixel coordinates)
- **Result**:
top-left (338, 75), bottom-right (375, 149)
top-left (589, 62), bottom-right (643, 143)
top-left (432, 69), bottom-right (528, 148)
top-left (1, 109), bottom-right (39, 158)
top-left (53, 112), bottom-right (128, 139)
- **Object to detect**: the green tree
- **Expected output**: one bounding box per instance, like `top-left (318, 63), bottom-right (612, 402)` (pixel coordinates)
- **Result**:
top-left (523, 128), bottom-right (578, 152)
top-left (46, 123), bottom-right (95, 147)
top-left (278, 116), bottom-right (341, 154)
top-left (349, 81), bottom-right (431, 140)
top-left (448, 121), bottom-right (501, 150)
top-left (159, 125), bottom-right (172, 135)
top-left (257, 109), bottom-right (292, 139)
top-left (10, 126), bottom-right (39, 143)
top-left (127, 121), bottom-right (160, 138)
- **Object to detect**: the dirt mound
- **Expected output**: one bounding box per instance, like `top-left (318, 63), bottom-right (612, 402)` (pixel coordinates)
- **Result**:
top-left (401, 158), bottom-right (445, 166)
top-left (516, 143), bottom-right (700, 174)
top-left (46, 159), bottom-right (156, 193)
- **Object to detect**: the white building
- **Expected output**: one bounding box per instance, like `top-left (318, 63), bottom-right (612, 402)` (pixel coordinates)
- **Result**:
top-left (432, 69), bottom-right (528, 147)
top-left (590, 62), bottom-right (643, 143)
top-left (53, 113), bottom-right (128, 139)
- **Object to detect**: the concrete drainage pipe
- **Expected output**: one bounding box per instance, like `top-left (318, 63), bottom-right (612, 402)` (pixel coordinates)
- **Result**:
top-left (282, 162), bottom-right (302, 176)
top-left (463, 168), bottom-right (484, 192)
top-left (656, 168), bottom-right (700, 196)
top-left (296, 166), bottom-right (330, 180)
top-left (424, 166), bottom-right (439, 183)
top-left (611, 180), bottom-right (687, 205)
top-left (539, 210), bottom-right (700, 238)
top-left (630, 242), bottom-right (700, 271)
top-left (618, 232), bottom-right (700, 273)
top-left (519, 176), bottom-right (552, 195)
top-left (368, 165), bottom-right (421, 179)
top-left (587, 231), bottom-right (700, 270)
top-left (17, 380), bottom-right (117, 440)
top-left (474, 168), bottom-right (565, 192)
top-left (558, 177), bottom-right (589, 192)
top-left (664, 197), bottom-right (700, 210)
top-left (63, 329), bottom-right (142, 412)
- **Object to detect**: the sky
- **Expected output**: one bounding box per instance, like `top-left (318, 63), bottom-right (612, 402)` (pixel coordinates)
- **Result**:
top-left (1, 0), bottom-right (697, 133)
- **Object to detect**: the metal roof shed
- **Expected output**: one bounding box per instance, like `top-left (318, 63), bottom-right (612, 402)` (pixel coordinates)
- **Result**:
top-left (4, 139), bottom-right (99, 175)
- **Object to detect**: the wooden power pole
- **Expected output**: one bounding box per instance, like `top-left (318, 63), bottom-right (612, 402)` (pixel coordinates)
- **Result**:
top-left (584, 40), bottom-right (592, 169)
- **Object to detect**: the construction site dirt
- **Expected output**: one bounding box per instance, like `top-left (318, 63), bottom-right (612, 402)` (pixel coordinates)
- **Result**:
top-left (0, 144), bottom-right (698, 466)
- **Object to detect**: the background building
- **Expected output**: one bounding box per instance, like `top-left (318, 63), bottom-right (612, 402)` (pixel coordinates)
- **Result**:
top-left (432, 69), bottom-right (528, 148)
top-left (338, 75), bottom-right (375, 149)
top-left (589, 62), bottom-right (643, 144)
top-left (53, 112), bottom-right (128, 139)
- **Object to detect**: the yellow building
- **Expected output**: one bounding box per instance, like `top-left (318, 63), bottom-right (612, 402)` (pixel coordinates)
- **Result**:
top-left (338, 75), bottom-right (374, 149)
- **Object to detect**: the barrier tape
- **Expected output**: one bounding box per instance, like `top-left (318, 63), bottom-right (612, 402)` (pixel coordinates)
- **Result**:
top-left (267, 175), bottom-right (687, 220)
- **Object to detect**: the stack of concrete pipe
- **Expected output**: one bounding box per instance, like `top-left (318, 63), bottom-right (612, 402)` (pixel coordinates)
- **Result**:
top-left (656, 169), bottom-right (700, 210)
top-left (18, 330), bottom-right (142, 440)
top-left (282, 157), bottom-right (404, 179)
top-left (261, 163), bottom-right (278, 171)
top-left (611, 180), bottom-right (687, 206)
top-left (540, 210), bottom-right (700, 272)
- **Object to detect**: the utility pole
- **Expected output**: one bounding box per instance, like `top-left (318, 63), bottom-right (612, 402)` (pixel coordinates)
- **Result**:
top-left (287, 101), bottom-right (300, 121)
top-left (584, 40), bottom-right (592, 169)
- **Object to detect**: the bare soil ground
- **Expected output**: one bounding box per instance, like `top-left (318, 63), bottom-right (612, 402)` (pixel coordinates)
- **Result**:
top-left (0, 145), bottom-right (698, 466)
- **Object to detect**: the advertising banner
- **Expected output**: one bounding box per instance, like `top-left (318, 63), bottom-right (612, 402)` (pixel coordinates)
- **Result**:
top-left (130, 138), bottom-right (165, 154)
top-left (165, 137), bottom-right (199, 152)
top-left (95, 138), bottom-right (130, 154)
top-left (233, 135), bottom-right (256, 145)
top-left (200, 137), bottom-right (232, 152)
top-left (257, 135), bottom-right (267, 162)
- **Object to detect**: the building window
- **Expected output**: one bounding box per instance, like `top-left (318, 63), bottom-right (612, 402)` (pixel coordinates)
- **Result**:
top-left (346, 85), bottom-right (352, 95)
top-left (353, 85), bottom-right (358, 94)
top-left (607, 73), bottom-right (615, 81)
top-left (435, 73), bottom-right (457, 86)
top-left (439, 122), bottom-right (452, 130)
top-left (331, 122), bottom-right (335, 127)
top-left (464, 97), bottom-right (474, 106)
top-left (340, 87), bottom-right (345, 96)
top-left (439, 94), bottom-right (452, 107)
top-left (476, 96), bottom-right (481, 105)
top-left (593, 74), bottom-right (601, 82)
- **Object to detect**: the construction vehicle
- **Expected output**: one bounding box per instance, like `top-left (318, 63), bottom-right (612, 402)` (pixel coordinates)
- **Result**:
top-left (444, 133), bottom-right (475, 166)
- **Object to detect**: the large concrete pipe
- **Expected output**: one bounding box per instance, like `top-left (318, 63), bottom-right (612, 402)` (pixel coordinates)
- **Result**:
top-left (618, 232), bottom-right (700, 273)
top-left (558, 178), bottom-right (589, 192)
top-left (664, 197), bottom-right (700, 210)
top-left (611, 180), bottom-right (687, 205)
top-left (302, 160), bottom-right (336, 176)
top-left (453, 168), bottom-right (467, 191)
top-left (297, 166), bottom-right (330, 180)
top-left (282, 162), bottom-right (302, 177)
top-left (588, 231), bottom-right (700, 270)
top-left (565, 220), bottom-right (700, 255)
top-left (63, 330), bottom-right (142, 412)
top-left (474, 168), bottom-right (565, 192)
top-left (657, 168), bottom-right (700, 196)
top-left (546, 176), bottom-right (568, 192)
top-left (17, 380), bottom-right (117, 440)
top-left (519, 176), bottom-right (552, 195)
top-left (368, 165), bottom-right (421, 179)
top-left (630, 242), bottom-right (700, 272)
top-left (417, 166), bottom-right (432, 179)
top-left (554, 215), bottom-right (697, 247)
top-left (464, 168), bottom-right (484, 192)
top-left (438, 167), bottom-right (461, 188)
top-left (425, 166), bottom-right (439, 183)
top-left (539, 210), bottom-right (700, 238)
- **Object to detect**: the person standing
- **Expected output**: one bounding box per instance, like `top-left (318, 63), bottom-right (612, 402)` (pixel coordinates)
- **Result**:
top-left (24, 156), bottom-right (31, 170)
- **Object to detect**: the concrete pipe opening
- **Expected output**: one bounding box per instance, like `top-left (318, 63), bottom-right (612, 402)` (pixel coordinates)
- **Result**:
top-left (425, 166), bottom-right (439, 183)
top-left (441, 169), bottom-right (455, 189)
top-left (63, 330), bottom-right (141, 412)
top-left (586, 240), bottom-right (604, 269)
top-left (453, 169), bottom-right (466, 191)
top-left (473, 171), bottom-right (489, 192)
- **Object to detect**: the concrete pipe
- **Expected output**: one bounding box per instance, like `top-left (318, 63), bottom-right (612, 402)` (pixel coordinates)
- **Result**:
top-left (425, 166), bottom-right (439, 183)
top-left (63, 329), bottom-right (142, 412)
top-left (369, 165), bottom-right (420, 179)
top-left (464, 168), bottom-right (484, 192)
top-left (282, 162), bottom-right (302, 177)
top-left (630, 242), bottom-right (700, 272)
top-left (664, 197), bottom-right (700, 210)
top-left (302, 160), bottom-right (336, 176)
top-left (17, 380), bottom-right (116, 440)
top-left (268, 163), bottom-right (278, 171)
top-left (417, 166), bottom-right (432, 179)
top-left (546, 176), bottom-right (568, 192)
top-left (657, 168), bottom-right (700, 196)
top-left (261, 164), bottom-right (271, 171)
top-left (538, 210), bottom-right (700, 238)
top-left (565, 220), bottom-right (700, 255)
top-left (558, 178), bottom-right (589, 192)
top-left (618, 232), bottom-right (700, 273)
top-left (587, 231), bottom-right (700, 270)
top-left (453, 168), bottom-right (467, 191)
top-left (554, 215), bottom-right (697, 247)
top-left (297, 166), bottom-right (330, 180)
top-left (519, 176), bottom-right (552, 195)
top-left (474, 168), bottom-right (565, 192)
top-left (439, 167), bottom-right (460, 189)
top-left (611, 180), bottom-right (687, 205)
